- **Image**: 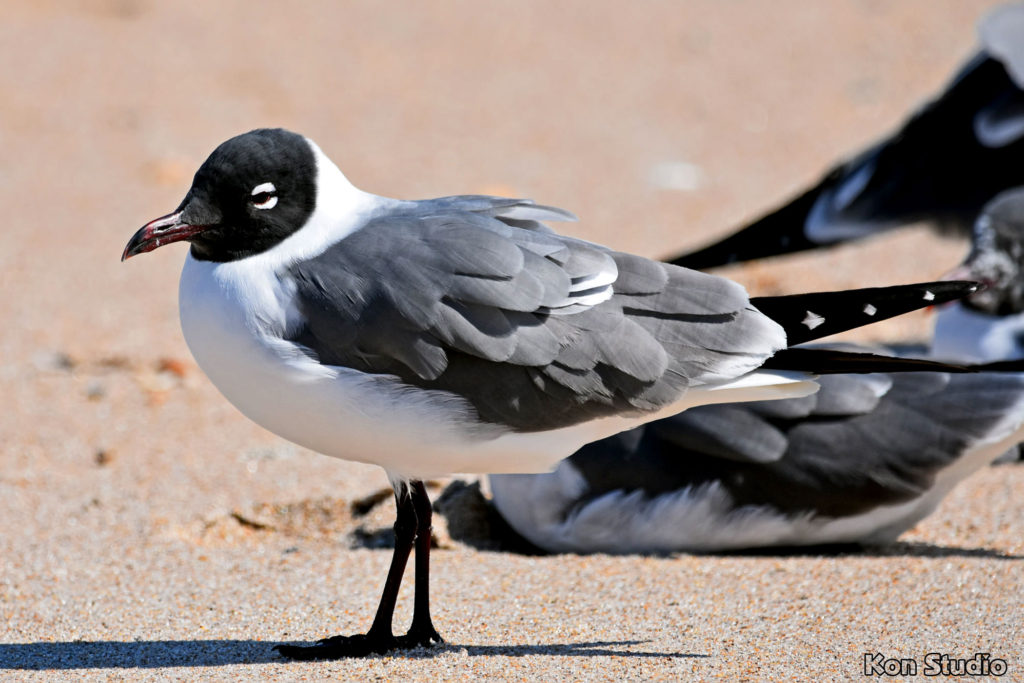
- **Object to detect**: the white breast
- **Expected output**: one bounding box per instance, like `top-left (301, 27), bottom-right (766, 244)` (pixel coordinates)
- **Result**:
top-left (179, 252), bottom-right (510, 479)
top-left (932, 304), bottom-right (1024, 363)
top-left (177, 251), bottom-right (821, 480)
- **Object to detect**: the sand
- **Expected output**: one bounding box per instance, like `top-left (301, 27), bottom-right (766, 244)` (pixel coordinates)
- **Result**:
top-left (1, 1), bottom-right (1021, 679)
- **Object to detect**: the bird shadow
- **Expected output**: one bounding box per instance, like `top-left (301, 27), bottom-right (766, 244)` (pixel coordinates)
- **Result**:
top-left (0, 639), bottom-right (705, 669)
top-left (715, 541), bottom-right (1024, 560)
top-left (413, 640), bottom-right (705, 660)
top-left (865, 541), bottom-right (1024, 560)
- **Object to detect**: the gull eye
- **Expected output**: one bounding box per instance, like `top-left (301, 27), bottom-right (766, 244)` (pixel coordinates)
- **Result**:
top-left (250, 181), bottom-right (278, 210)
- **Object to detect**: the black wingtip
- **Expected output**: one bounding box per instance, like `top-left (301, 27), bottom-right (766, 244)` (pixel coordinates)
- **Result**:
top-left (751, 280), bottom-right (979, 347)
top-left (763, 347), bottom-right (1024, 375)
top-left (761, 348), bottom-right (975, 374)
top-left (960, 358), bottom-right (1024, 372)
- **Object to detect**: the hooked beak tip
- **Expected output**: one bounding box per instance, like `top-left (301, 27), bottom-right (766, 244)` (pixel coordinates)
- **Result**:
top-left (122, 210), bottom-right (202, 262)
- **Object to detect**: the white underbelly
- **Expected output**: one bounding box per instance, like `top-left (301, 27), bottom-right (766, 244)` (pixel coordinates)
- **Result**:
top-left (932, 305), bottom-right (1024, 362)
top-left (177, 255), bottom-right (819, 479)
top-left (179, 256), bottom-right (513, 478)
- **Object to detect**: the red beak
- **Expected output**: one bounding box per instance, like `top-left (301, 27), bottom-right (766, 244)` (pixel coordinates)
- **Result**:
top-left (928, 264), bottom-right (986, 312)
top-left (122, 211), bottom-right (205, 261)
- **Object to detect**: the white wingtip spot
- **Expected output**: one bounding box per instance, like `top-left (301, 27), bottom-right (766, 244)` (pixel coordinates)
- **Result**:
top-left (923, 290), bottom-right (935, 301)
top-left (568, 286), bottom-right (614, 308)
top-left (863, 303), bottom-right (877, 316)
top-left (569, 266), bottom-right (618, 293)
top-left (801, 311), bottom-right (825, 330)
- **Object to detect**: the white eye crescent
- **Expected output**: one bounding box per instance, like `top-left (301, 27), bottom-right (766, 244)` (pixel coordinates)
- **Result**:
top-left (251, 182), bottom-right (278, 210)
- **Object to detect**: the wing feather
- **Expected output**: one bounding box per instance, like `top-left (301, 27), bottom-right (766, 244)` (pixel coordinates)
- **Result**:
top-left (287, 195), bottom-right (785, 431)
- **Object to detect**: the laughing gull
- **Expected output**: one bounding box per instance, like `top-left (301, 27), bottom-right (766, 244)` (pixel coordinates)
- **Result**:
top-left (488, 362), bottom-right (1024, 554)
top-left (122, 128), bottom-right (977, 659)
top-left (934, 187), bottom-right (1024, 362)
top-left (669, 2), bottom-right (1024, 270)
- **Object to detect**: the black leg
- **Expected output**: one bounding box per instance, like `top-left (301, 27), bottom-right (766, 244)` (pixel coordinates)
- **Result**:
top-left (397, 480), bottom-right (443, 648)
top-left (275, 481), bottom-right (421, 660)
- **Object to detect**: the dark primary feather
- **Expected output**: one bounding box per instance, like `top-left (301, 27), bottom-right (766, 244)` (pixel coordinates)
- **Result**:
top-left (566, 370), bottom-right (1024, 518)
top-left (759, 348), bottom-right (973, 374)
top-left (287, 196), bottom-right (784, 432)
top-left (750, 281), bottom-right (978, 345)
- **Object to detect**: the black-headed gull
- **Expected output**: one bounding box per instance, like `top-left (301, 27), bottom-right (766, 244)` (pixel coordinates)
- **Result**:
top-left (122, 128), bottom-right (976, 659)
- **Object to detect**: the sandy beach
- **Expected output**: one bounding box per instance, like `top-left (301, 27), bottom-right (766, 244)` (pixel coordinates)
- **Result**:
top-left (1, 1), bottom-right (1020, 679)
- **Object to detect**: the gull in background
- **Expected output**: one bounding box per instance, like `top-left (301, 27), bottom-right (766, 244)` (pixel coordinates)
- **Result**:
top-left (934, 187), bottom-right (1024, 362)
top-left (670, 2), bottom-right (1024, 270)
top-left (489, 189), bottom-right (1024, 555)
top-left (489, 361), bottom-right (1024, 554)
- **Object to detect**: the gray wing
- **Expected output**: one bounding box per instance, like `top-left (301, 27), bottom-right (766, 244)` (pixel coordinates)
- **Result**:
top-left (566, 371), bottom-right (1024, 518)
top-left (286, 195), bottom-right (784, 432)
top-left (768, 371), bottom-right (1024, 515)
top-left (644, 373), bottom-right (894, 465)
